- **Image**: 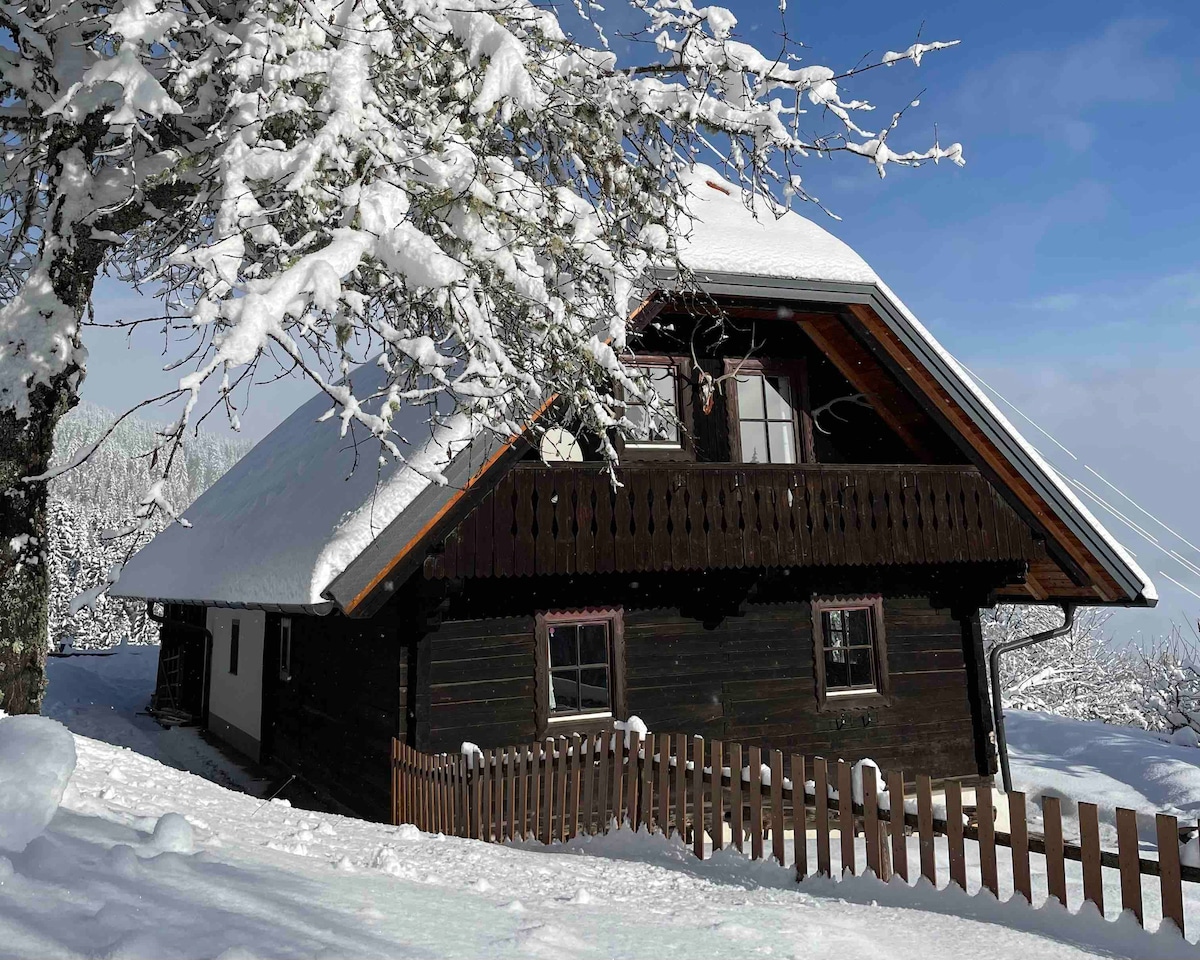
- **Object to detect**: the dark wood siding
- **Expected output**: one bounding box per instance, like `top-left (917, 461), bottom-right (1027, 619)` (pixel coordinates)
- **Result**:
top-left (262, 609), bottom-right (408, 821)
top-left (425, 617), bottom-right (539, 751)
top-left (420, 595), bottom-right (991, 781)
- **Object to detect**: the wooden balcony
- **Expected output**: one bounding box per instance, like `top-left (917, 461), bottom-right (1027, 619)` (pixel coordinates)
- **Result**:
top-left (426, 463), bottom-right (1038, 579)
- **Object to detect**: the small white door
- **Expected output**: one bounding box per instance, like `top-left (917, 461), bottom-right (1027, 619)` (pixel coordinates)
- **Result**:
top-left (205, 609), bottom-right (265, 758)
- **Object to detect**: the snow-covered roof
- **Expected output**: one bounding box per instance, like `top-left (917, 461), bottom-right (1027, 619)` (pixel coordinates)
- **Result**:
top-left (114, 165), bottom-right (1155, 611)
top-left (676, 166), bottom-right (880, 286)
top-left (113, 359), bottom-right (491, 611)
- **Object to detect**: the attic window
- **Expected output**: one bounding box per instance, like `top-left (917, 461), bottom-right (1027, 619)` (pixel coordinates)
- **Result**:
top-left (625, 362), bottom-right (681, 448)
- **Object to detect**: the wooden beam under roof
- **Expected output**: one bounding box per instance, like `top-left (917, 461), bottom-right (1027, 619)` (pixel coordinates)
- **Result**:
top-left (795, 314), bottom-right (942, 464)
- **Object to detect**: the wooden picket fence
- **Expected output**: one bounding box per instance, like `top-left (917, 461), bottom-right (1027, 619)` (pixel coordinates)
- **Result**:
top-left (392, 732), bottom-right (1199, 935)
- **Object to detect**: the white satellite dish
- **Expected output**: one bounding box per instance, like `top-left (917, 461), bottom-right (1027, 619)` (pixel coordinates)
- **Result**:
top-left (540, 427), bottom-right (583, 463)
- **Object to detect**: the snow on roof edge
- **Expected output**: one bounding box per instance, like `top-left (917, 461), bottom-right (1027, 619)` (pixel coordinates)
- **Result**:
top-left (869, 277), bottom-right (1156, 605)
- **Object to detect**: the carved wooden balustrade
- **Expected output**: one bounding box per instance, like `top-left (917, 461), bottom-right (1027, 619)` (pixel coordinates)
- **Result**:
top-left (424, 463), bottom-right (1037, 579)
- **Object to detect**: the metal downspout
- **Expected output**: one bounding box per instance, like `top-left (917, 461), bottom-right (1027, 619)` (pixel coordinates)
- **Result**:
top-left (989, 602), bottom-right (1076, 793)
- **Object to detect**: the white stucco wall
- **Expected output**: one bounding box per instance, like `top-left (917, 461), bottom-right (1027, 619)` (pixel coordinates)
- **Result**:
top-left (206, 608), bottom-right (265, 747)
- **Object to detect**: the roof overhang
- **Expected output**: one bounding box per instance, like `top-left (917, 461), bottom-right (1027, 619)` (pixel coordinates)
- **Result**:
top-left (656, 268), bottom-right (1155, 607)
top-left (137, 596), bottom-right (335, 616)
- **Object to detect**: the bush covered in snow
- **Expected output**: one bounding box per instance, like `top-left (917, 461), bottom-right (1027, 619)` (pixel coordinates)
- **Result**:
top-left (985, 604), bottom-right (1200, 743)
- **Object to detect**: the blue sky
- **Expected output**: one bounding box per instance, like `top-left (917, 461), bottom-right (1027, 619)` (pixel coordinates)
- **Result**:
top-left (80, 0), bottom-right (1200, 639)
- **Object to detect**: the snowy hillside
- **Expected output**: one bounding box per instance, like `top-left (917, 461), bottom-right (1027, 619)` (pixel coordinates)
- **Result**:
top-left (28, 648), bottom-right (1200, 959)
top-left (0, 716), bottom-right (1189, 960)
top-left (46, 404), bottom-right (251, 649)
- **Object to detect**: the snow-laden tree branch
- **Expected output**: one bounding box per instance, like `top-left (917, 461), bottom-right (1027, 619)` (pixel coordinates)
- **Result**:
top-left (0, 0), bottom-right (963, 710)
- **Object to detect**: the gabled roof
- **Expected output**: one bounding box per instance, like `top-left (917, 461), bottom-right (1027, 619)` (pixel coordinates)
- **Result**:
top-left (112, 166), bottom-right (1155, 613)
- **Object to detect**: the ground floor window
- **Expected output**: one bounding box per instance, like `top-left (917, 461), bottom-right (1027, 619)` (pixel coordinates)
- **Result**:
top-left (535, 608), bottom-right (626, 732)
top-left (812, 596), bottom-right (888, 705)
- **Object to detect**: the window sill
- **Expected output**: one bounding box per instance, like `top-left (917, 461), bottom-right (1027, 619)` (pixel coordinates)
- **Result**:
top-left (818, 690), bottom-right (889, 711)
top-left (548, 711), bottom-right (612, 724)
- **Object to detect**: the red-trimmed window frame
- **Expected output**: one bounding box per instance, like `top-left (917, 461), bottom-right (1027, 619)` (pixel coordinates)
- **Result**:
top-left (811, 595), bottom-right (890, 709)
top-left (534, 608), bottom-right (627, 737)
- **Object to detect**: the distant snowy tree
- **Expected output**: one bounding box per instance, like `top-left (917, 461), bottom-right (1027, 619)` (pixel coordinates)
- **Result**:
top-left (0, 0), bottom-right (963, 711)
top-left (982, 605), bottom-right (1140, 726)
top-left (984, 605), bottom-right (1200, 744)
top-left (44, 405), bottom-right (250, 650)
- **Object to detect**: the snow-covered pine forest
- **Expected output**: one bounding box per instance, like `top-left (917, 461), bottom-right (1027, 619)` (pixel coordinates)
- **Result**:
top-left (45, 406), bottom-right (249, 649)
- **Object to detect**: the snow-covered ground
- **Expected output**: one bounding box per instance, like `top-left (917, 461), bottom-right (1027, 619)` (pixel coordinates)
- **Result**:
top-left (6, 645), bottom-right (1196, 958)
top-left (43, 643), bottom-right (270, 796)
top-left (0, 721), bottom-right (1192, 960)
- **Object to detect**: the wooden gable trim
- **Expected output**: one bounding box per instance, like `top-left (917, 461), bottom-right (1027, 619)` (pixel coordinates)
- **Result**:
top-left (340, 393), bottom-right (558, 616)
top-left (842, 302), bottom-right (1121, 602)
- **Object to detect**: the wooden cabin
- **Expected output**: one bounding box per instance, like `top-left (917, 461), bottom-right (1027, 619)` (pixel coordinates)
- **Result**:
top-left (114, 169), bottom-right (1155, 822)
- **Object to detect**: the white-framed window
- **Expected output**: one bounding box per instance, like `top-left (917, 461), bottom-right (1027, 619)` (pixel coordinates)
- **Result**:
top-left (279, 616), bottom-right (292, 681)
top-left (734, 370), bottom-right (798, 463)
top-left (625, 362), bottom-right (681, 449)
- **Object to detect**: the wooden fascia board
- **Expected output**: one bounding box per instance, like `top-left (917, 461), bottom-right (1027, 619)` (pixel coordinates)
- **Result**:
top-left (333, 395), bottom-right (556, 617)
top-left (844, 302), bottom-right (1122, 602)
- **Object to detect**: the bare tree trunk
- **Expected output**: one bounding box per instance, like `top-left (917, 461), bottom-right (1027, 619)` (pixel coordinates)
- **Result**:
top-left (0, 377), bottom-right (77, 713)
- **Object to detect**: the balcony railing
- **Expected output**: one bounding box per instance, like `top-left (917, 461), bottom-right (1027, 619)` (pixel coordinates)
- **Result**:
top-left (425, 463), bottom-right (1037, 579)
